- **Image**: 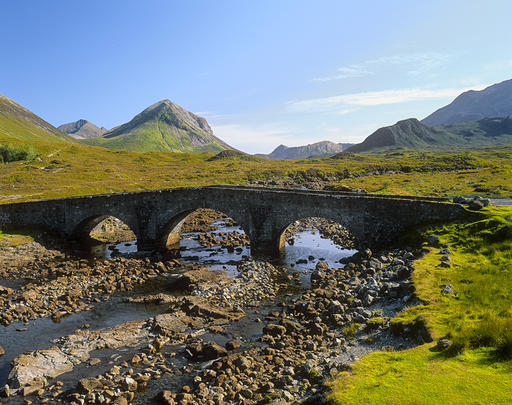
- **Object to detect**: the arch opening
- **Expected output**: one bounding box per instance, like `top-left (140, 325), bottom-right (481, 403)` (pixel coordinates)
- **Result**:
top-left (278, 217), bottom-right (358, 284)
top-left (73, 215), bottom-right (138, 258)
top-left (160, 208), bottom-right (251, 271)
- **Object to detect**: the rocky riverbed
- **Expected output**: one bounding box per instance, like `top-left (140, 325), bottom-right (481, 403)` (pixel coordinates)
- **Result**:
top-left (0, 209), bottom-right (434, 404)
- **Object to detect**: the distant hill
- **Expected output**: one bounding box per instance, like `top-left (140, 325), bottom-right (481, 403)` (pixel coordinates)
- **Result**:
top-left (258, 141), bottom-right (353, 159)
top-left (58, 119), bottom-right (107, 139)
top-left (83, 99), bottom-right (233, 153)
top-left (207, 149), bottom-right (261, 162)
top-left (0, 94), bottom-right (73, 144)
top-left (422, 79), bottom-right (512, 126)
top-left (347, 117), bottom-right (512, 153)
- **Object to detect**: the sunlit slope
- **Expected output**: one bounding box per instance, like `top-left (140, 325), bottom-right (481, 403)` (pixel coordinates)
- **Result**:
top-left (83, 99), bottom-right (233, 153)
top-left (0, 94), bottom-right (74, 146)
top-left (348, 117), bottom-right (512, 153)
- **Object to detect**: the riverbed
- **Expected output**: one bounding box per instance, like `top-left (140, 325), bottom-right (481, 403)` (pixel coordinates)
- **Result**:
top-left (0, 217), bottom-right (420, 404)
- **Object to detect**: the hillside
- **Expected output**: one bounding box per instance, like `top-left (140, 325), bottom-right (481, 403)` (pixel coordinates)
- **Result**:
top-left (422, 79), bottom-right (512, 125)
top-left (259, 141), bottom-right (353, 159)
top-left (0, 94), bottom-right (73, 145)
top-left (83, 99), bottom-right (233, 153)
top-left (58, 119), bottom-right (107, 139)
top-left (347, 117), bottom-right (512, 153)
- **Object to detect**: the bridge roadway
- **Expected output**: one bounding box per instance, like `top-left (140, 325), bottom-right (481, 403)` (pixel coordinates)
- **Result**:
top-left (0, 185), bottom-right (470, 256)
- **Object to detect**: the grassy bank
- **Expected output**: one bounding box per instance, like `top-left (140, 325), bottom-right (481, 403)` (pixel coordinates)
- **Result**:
top-left (328, 206), bottom-right (512, 404)
top-left (0, 229), bottom-right (34, 246)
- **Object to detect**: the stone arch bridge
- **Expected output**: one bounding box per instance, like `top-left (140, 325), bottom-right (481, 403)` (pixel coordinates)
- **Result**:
top-left (0, 185), bottom-right (469, 256)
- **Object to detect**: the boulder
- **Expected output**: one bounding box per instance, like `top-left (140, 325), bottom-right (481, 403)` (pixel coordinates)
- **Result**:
top-left (225, 339), bottom-right (241, 351)
top-left (201, 342), bottom-right (227, 360)
top-left (8, 347), bottom-right (74, 389)
top-left (468, 200), bottom-right (484, 210)
top-left (159, 390), bottom-right (176, 405)
top-left (426, 235), bottom-right (440, 247)
top-left (123, 377), bottom-right (138, 392)
top-left (76, 377), bottom-right (103, 394)
top-left (152, 312), bottom-right (190, 336)
top-left (263, 324), bottom-right (287, 337)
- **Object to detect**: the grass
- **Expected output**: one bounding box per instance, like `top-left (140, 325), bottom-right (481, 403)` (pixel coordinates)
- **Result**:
top-left (0, 136), bottom-right (511, 203)
top-left (329, 345), bottom-right (512, 405)
top-left (0, 229), bottom-right (34, 246)
top-left (328, 206), bottom-right (512, 404)
top-left (343, 323), bottom-right (362, 337)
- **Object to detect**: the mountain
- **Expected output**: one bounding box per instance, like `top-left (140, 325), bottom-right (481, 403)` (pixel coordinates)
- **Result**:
top-left (83, 99), bottom-right (233, 153)
top-left (347, 117), bottom-right (512, 153)
top-left (422, 79), bottom-right (512, 126)
top-left (258, 141), bottom-right (353, 159)
top-left (58, 119), bottom-right (107, 139)
top-left (0, 94), bottom-right (73, 144)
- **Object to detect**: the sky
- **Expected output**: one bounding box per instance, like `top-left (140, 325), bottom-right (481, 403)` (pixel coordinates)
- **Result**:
top-left (1, 0), bottom-right (512, 153)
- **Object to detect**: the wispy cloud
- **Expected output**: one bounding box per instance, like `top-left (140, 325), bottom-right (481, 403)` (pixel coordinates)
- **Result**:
top-left (313, 66), bottom-right (373, 82)
top-left (287, 84), bottom-right (488, 113)
top-left (212, 124), bottom-right (325, 154)
top-left (193, 111), bottom-right (227, 120)
top-left (334, 108), bottom-right (358, 115)
top-left (312, 52), bottom-right (452, 82)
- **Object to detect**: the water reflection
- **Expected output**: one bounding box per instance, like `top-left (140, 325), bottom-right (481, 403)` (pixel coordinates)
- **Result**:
top-left (282, 229), bottom-right (357, 285)
top-left (89, 240), bottom-right (138, 258)
top-left (89, 220), bottom-right (357, 279)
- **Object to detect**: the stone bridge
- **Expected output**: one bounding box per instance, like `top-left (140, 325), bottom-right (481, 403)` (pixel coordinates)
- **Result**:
top-left (0, 185), bottom-right (470, 256)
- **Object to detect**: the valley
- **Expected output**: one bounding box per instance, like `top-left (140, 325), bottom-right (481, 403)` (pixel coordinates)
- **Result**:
top-left (0, 62), bottom-right (511, 405)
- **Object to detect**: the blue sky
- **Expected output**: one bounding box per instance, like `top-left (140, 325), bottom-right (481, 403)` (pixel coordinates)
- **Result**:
top-left (1, 0), bottom-right (511, 153)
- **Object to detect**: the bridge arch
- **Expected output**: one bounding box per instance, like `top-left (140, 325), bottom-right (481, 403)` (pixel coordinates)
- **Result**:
top-left (158, 207), bottom-right (252, 251)
top-left (72, 213), bottom-right (139, 245)
top-left (277, 216), bottom-right (356, 254)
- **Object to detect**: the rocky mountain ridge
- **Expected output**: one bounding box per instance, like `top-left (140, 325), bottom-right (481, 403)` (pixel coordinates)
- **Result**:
top-left (422, 79), bottom-right (512, 126)
top-left (58, 119), bottom-right (107, 139)
top-left (347, 116), bottom-right (512, 153)
top-left (83, 99), bottom-right (233, 154)
top-left (258, 141), bottom-right (353, 159)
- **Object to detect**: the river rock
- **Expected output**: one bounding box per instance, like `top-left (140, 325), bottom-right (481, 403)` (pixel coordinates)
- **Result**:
top-left (427, 235), bottom-right (440, 247)
top-left (202, 342), bottom-right (228, 360)
top-left (123, 376), bottom-right (138, 392)
top-left (225, 339), bottom-right (241, 351)
top-left (76, 377), bottom-right (103, 394)
top-left (159, 390), bottom-right (176, 404)
top-left (181, 267), bottom-right (231, 290)
top-left (8, 347), bottom-right (71, 389)
top-left (152, 311), bottom-right (191, 336)
top-left (263, 324), bottom-right (287, 337)
top-left (180, 296), bottom-right (245, 322)
top-left (468, 200), bottom-right (484, 210)
top-left (8, 319), bottom-right (149, 391)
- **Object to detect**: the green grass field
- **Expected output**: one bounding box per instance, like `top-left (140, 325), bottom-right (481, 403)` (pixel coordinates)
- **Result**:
top-left (328, 206), bottom-right (512, 404)
top-left (0, 130), bottom-right (511, 203)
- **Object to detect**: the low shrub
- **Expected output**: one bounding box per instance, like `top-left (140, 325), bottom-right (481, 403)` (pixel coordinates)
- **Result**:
top-left (0, 144), bottom-right (39, 163)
